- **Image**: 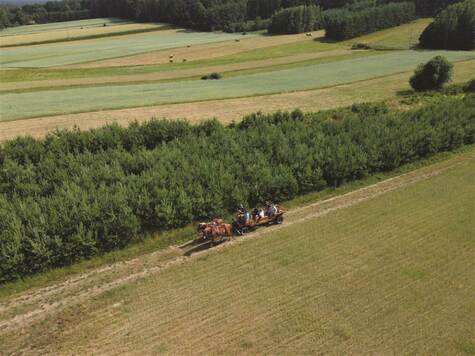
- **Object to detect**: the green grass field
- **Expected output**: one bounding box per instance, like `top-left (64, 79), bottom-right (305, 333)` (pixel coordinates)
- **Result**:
top-left (0, 29), bottom-right (258, 68)
top-left (1, 50), bottom-right (474, 121)
top-left (1, 147), bottom-right (472, 355)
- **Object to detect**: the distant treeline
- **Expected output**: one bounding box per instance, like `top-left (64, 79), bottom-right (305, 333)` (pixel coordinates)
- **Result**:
top-left (1, 0), bottom-right (468, 35)
top-left (0, 0), bottom-right (90, 29)
top-left (419, 0), bottom-right (475, 50)
top-left (1, 92), bottom-right (475, 283)
top-left (323, 1), bottom-right (416, 40)
top-left (86, 0), bottom-right (467, 32)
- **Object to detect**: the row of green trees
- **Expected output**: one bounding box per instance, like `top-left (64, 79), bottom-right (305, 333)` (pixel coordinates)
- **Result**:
top-left (1, 95), bottom-right (475, 283)
top-left (419, 0), bottom-right (475, 50)
top-left (0, 0), bottom-right (90, 29)
top-left (324, 1), bottom-right (416, 40)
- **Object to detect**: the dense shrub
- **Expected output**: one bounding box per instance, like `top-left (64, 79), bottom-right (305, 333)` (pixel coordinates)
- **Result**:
top-left (419, 0), bottom-right (475, 50)
top-left (324, 2), bottom-right (416, 40)
top-left (268, 4), bottom-right (323, 34)
top-left (201, 72), bottom-right (223, 80)
top-left (1, 94), bottom-right (474, 283)
top-left (410, 56), bottom-right (454, 91)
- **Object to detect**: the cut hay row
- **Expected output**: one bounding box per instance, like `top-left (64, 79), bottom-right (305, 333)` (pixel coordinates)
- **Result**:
top-left (0, 151), bottom-right (473, 354)
top-left (1, 50), bottom-right (474, 121)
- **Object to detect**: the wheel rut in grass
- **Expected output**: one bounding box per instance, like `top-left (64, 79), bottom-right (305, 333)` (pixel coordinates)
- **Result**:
top-left (0, 152), bottom-right (471, 334)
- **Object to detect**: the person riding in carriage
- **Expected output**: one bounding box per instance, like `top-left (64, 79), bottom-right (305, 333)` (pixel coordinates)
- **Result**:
top-left (237, 204), bottom-right (250, 224)
top-left (265, 201), bottom-right (278, 218)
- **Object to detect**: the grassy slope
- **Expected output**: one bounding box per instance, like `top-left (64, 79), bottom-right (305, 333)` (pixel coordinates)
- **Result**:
top-left (1, 50), bottom-right (474, 121)
top-left (1, 148), bottom-right (473, 354)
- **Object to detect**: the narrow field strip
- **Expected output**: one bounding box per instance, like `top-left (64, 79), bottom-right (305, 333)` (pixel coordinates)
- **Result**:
top-left (0, 30), bottom-right (259, 68)
top-left (74, 30), bottom-right (325, 69)
top-left (1, 50), bottom-right (474, 121)
top-left (0, 150), bottom-right (472, 342)
top-left (0, 49), bottom-right (362, 93)
top-left (0, 23), bottom-right (171, 48)
top-left (1, 59), bottom-right (474, 142)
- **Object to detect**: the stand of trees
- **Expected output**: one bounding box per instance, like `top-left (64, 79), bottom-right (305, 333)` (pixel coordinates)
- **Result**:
top-left (0, 0), bottom-right (90, 29)
top-left (419, 0), bottom-right (475, 50)
top-left (1, 94), bottom-right (475, 283)
top-left (268, 4), bottom-right (323, 34)
top-left (414, 0), bottom-right (466, 16)
top-left (324, 1), bottom-right (415, 40)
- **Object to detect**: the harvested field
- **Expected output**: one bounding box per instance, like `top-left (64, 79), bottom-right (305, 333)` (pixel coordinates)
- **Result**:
top-left (0, 49), bottom-right (358, 92)
top-left (1, 59), bottom-right (474, 142)
top-left (0, 29), bottom-right (258, 68)
top-left (0, 149), bottom-right (473, 354)
top-left (1, 50), bottom-right (474, 121)
top-left (76, 30), bottom-right (326, 68)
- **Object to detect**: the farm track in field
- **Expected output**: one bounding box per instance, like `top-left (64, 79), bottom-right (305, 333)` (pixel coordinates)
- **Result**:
top-left (0, 151), bottom-right (471, 337)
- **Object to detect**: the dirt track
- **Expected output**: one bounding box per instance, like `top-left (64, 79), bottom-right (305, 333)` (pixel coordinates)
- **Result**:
top-left (0, 152), bottom-right (470, 335)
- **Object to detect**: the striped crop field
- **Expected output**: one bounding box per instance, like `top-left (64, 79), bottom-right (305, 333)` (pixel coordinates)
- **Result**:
top-left (0, 22), bottom-right (169, 47)
top-left (0, 148), bottom-right (473, 354)
top-left (0, 29), bottom-right (259, 68)
top-left (1, 50), bottom-right (474, 121)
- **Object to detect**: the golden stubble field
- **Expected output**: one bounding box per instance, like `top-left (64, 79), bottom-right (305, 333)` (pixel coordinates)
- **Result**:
top-left (1, 150), bottom-right (473, 355)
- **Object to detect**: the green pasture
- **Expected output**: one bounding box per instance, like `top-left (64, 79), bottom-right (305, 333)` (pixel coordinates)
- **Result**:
top-left (353, 18), bottom-right (432, 50)
top-left (0, 18), bottom-right (133, 37)
top-left (0, 30), bottom-right (259, 68)
top-left (0, 38), bottom-right (341, 82)
top-left (1, 49), bottom-right (474, 121)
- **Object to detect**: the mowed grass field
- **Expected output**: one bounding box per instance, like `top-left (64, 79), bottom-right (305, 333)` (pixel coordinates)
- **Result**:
top-left (0, 29), bottom-right (259, 68)
top-left (1, 149), bottom-right (473, 355)
top-left (1, 49), bottom-right (474, 121)
top-left (0, 21), bottom-right (169, 47)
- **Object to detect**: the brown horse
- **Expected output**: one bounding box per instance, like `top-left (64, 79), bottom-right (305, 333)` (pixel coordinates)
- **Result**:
top-left (198, 221), bottom-right (234, 245)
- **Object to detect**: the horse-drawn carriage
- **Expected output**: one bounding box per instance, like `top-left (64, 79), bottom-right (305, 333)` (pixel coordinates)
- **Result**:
top-left (180, 205), bottom-right (286, 253)
top-left (232, 205), bottom-right (286, 235)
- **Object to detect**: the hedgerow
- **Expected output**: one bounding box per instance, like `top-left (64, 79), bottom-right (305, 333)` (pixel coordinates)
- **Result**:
top-left (1, 94), bottom-right (474, 283)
